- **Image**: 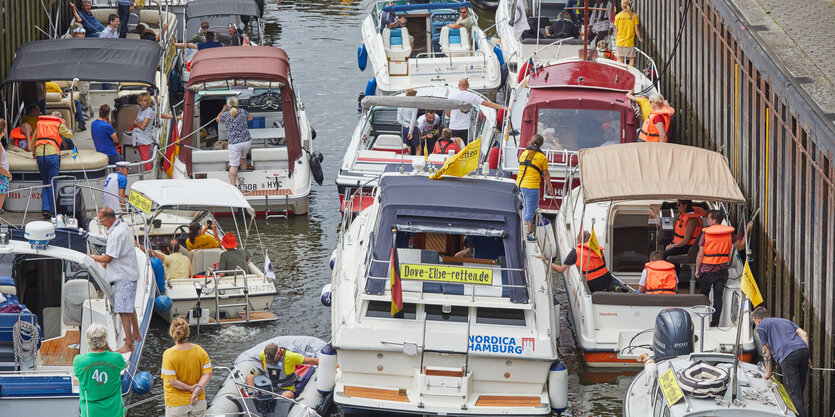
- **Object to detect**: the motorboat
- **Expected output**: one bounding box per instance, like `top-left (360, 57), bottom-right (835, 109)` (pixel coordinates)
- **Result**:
top-left (358, 1), bottom-right (502, 97)
top-left (337, 86), bottom-right (498, 212)
top-left (89, 179), bottom-right (279, 326)
top-left (326, 172), bottom-right (568, 415)
top-left (555, 143), bottom-right (756, 367)
top-left (471, 0), bottom-right (500, 10)
top-left (207, 336), bottom-right (334, 417)
top-left (176, 46), bottom-right (321, 216)
top-left (2, 38), bottom-right (174, 213)
top-left (0, 220), bottom-right (156, 415)
top-left (77, 0), bottom-right (180, 42)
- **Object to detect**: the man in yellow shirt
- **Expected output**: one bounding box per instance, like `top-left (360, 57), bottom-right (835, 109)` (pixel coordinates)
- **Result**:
top-left (517, 134), bottom-right (553, 240)
top-left (626, 90), bottom-right (652, 122)
top-left (245, 342), bottom-right (319, 399)
top-left (613, 0), bottom-right (643, 67)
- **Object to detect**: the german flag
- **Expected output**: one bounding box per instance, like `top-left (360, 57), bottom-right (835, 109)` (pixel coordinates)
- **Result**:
top-left (163, 122), bottom-right (180, 178)
top-left (390, 245), bottom-right (403, 316)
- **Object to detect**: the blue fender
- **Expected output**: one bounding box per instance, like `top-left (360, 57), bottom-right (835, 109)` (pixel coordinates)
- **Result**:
top-left (493, 44), bottom-right (505, 67)
top-left (364, 78), bottom-right (377, 97)
top-left (357, 44), bottom-right (368, 71)
top-left (150, 256), bottom-right (165, 295)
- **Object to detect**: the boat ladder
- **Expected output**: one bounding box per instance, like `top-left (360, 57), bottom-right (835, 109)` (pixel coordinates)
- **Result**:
top-left (209, 267), bottom-right (251, 323)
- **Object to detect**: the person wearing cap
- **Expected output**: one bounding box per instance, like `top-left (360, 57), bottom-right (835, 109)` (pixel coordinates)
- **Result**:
top-left (245, 342), bottom-right (319, 399)
top-left (103, 162), bottom-right (130, 214)
top-left (214, 233), bottom-right (250, 277)
top-left (71, 26), bottom-right (87, 38)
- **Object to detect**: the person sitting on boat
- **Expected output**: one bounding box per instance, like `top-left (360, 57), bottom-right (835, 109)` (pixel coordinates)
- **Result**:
top-left (545, 11), bottom-right (580, 39)
top-left (216, 97), bottom-right (253, 186)
top-left (70, 1), bottom-right (105, 38)
top-left (380, 2), bottom-right (407, 33)
top-left (213, 233), bottom-right (251, 277)
top-left (92, 104), bottom-right (123, 165)
top-left (549, 231), bottom-right (615, 293)
top-left (32, 112), bottom-right (73, 218)
top-left (245, 342), bottom-right (319, 399)
top-left (186, 221), bottom-right (220, 251)
top-left (446, 6), bottom-right (475, 40)
top-left (540, 128), bottom-right (563, 150)
top-left (103, 161), bottom-right (130, 214)
top-left (73, 323), bottom-right (127, 417)
top-left (432, 128), bottom-right (463, 155)
top-left (637, 93), bottom-right (675, 143)
top-left (189, 21), bottom-right (210, 43)
top-left (99, 14), bottom-right (120, 39)
top-left (0, 120), bottom-right (10, 212)
top-left (663, 199), bottom-right (706, 258)
top-left (639, 251), bottom-right (678, 294)
top-left (397, 89), bottom-right (420, 155)
top-left (13, 104), bottom-right (42, 152)
top-left (597, 40), bottom-right (616, 60)
top-left (131, 23), bottom-right (159, 42)
top-left (140, 239), bottom-right (193, 280)
top-left (414, 109), bottom-right (441, 154)
top-left (517, 134), bottom-right (552, 240)
top-left (177, 30), bottom-right (224, 51)
top-left (226, 23), bottom-right (246, 46)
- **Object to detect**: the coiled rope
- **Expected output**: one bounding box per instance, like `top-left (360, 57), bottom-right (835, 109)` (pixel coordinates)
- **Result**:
top-left (12, 313), bottom-right (39, 367)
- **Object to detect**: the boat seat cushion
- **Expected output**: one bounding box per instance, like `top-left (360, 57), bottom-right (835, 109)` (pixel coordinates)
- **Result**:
top-left (0, 276), bottom-right (16, 296)
top-left (591, 292), bottom-right (708, 307)
top-left (62, 279), bottom-right (97, 327)
top-left (372, 134), bottom-right (407, 153)
top-left (192, 150), bottom-right (229, 172)
top-left (251, 148), bottom-right (290, 170)
top-left (92, 9), bottom-right (115, 25)
top-left (383, 27), bottom-right (412, 61)
top-left (190, 248), bottom-right (224, 274)
top-left (45, 92), bottom-right (75, 128)
top-left (439, 26), bottom-right (470, 57)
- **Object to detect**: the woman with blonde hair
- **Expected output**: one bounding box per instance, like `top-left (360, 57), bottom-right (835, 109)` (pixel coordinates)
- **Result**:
top-left (613, 0), bottom-right (643, 67)
top-left (133, 92), bottom-right (173, 171)
top-left (73, 323), bottom-right (126, 417)
top-left (216, 96), bottom-right (254, 186)
top-left (161, 318), bottom-right (212, 417)
top-left (637, 93), bottom-right (675, 142)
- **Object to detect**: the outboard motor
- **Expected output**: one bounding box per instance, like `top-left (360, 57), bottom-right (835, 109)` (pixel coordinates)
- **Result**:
top-left (56, 185), bottom-right (87, 227)
top-left (253, 375), bottom-right (276, 415)
top-left (653, 308), bottom-right (694, 361)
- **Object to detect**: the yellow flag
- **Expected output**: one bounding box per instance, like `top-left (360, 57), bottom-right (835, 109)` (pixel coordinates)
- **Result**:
top-left (588, 228), bottom-right (603, 259)
top-left (742, 260), bottom-right (764, 307)
top-left (429, 138), bottom-right (480, 179)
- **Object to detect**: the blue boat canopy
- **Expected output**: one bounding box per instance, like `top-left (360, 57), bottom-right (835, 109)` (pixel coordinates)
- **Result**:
top-left (381, 1), bottom-right (471, 12)
top-left (365, 175), bottom-right (528, 303)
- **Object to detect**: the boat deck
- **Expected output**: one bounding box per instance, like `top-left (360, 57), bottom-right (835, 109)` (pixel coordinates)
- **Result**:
top-left (39, 330), bottom-right (80, 367)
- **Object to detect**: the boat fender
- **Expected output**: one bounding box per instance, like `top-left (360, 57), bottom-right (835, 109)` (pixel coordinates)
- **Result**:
top-left (316, 343), bottom-right (337, 395)
top-left (311, 126), bottom-right (317, 140)
top-left (310, 151), bottom-right (324, 186)
top-left (678, 361), bottom-right (729, 398)
top-left (150, 255), bottom-right (166, 294)
top-left (155, 295), bottom-right (173, 314)
top-left (131, 371), bottom-right (154, 395)
top-left (364, 78), bottom-right (377, 97)
top-left (499, 63), bottom-right (509, 91)
top-left (535, 217), bottom-right (557, 259)
top-left (493, 44), bottom-right (505, 67)
top-left (329, 249), bottom-right (338, 270)
top-left (548, 361), bottom-right (568, 413)
top-left (357, 44), bottom-right (368, 71)
top-left (517, 60), bottom-right (530, 84)
top-left (552, 297), bottom-right (560, 342)
top-left (320, 284), bottom-right (332, 307)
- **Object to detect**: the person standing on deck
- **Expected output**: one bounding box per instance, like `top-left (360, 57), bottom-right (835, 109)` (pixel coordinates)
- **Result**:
top-left (397, 89), bottom-right (420, 155)
top-left (0, 120), bottom-right (10, 213)
top-left (446, 78), bottom-right (508, 144)
top-left (73, 324), bottom-right (126, 417)
top-left (162, 318), bottom-right (212, 417)
top-left (753, 307), bottom-right (811, 417)
top-left (637, 94), bottom-right (675, 142)
top-left (103, 162), bottom-right (130, 214)
top-left (695, 210), bottom-right (736, 327)
top-left (117, 0), bottom-right (134, 39)
top-left (613, 0), bottom-right (642, 67)
top-left (516, 134), bottom-right (552, 239)
top-left (32, 113), bottom-right (73, 218)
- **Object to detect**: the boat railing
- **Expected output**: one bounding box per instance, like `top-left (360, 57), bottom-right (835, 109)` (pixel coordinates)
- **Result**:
top-left (206, 365), bottom-right (321, 417)
top-left (502, 143), bottom-right (579, 171)
top-left (203, 267), bottom-right (252, 324)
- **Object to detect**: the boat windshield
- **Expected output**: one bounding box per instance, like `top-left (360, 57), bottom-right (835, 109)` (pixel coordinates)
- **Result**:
top-left (536, 108), bottom-right (621, 151)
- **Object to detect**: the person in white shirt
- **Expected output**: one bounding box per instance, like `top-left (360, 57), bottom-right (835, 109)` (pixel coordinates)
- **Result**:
top-left (103, 162), bottom-right (129, 213)
top-left (397, 89), bottom-right (419, 155)
top-left (415, 110), bottom-right (441, 155)
top-left (99, 14), bottom-right (120, 39)
top-left (446, 78), bottom-right (508, 143)
top-left (89, 207), bottom-right (141, 353)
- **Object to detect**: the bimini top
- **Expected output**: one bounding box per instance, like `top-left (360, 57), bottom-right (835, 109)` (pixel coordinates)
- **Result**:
top-left (130, 179), bottom-right (254, 212)
top-left (185, 0), bottom-right (261, 20)
top-left (3, 39), bottom-right (162, 86)
top-left (366, 174), bottom-right (528, 303)
top-left (187, 46), bottom-right (290, 86)
top-left (361, 96), bottom-right (473, 112)
top-left (578, 143), bottom-right (746, 204)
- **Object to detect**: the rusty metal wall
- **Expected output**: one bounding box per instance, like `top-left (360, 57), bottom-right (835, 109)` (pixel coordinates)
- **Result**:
top-left (640, 0), bottom-right (834, 415)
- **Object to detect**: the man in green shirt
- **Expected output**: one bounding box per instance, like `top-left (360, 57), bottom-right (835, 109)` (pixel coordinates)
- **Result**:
top-left (73, 323), bottom-right (126, 417)
top-left (216, 232), bottom-right (251, 276)
top-left (447, 7), bottom-right (475, 37)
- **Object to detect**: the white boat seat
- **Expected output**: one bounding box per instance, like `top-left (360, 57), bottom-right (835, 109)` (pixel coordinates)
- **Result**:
top-left (383, 27), bottom-right (412, 61)
top-left (45, 92), bottom-right (75, 129)
top-left (62, 279), bottom-right (97, 327)
top-left (0, 277), bottom-right (15, 296)
top-left (126, 33), bottom-right (141, 40)
top-left (439, 26), bottom-right (470, 57)
top-left (91, 9), bottom-right (115, 25)
top-left (251, 147), bottom-right (290, 170)
top-left (372, 134), bottom-right (407, 153)
top-left (190, 248), bottom-right (224, 274)
top-left (192, 150), bottom-right (229, 172)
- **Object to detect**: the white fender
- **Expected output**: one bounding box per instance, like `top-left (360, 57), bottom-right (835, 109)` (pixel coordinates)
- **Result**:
top-left (536, 217), bottom-right (558, 260)
top-left (316, 343), bottom-right (337, 395)
top-left (320, 284), bottom-right (332, 307)
top-left (548, 361), bottom-right (568, 413)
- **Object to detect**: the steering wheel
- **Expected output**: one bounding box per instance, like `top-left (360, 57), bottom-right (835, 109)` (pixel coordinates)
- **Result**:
top-left (174, 225), bottom-right (189, 246)
top-left (250, 92), bottom-right (282, 111)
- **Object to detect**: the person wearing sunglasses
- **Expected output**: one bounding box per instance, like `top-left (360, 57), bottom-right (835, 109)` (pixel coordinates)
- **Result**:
top-left (446, 7), bottom-right (474, 37)
top-left (188, 21), bottom-right (211, 44)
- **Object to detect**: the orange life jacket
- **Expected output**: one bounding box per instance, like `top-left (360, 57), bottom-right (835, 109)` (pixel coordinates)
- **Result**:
top-left (574, 243), bottom-right (608, 281)
top-left (33, 116), bottom-right (64, 154)
top-left (702, 225), bottom-right (735, 265)
top-left (644, 260), bottom-right (677, 294)
top-left (9, 127), bottom-right (27, 148)
top-left (601, 49), bottom-right (615, 60)
top-left (673, 206), bottom-right (706, 246)
top-left (638, 106), bottom-right (675, 142)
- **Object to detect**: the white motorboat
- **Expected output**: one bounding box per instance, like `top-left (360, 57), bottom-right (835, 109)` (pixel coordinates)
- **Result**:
top-left (327, 171), bottom-right (568, 415)
top-left (555, 143), bottom-right (756, 367)
top-left (358, 1), bottom-right (502, 97)
top-left (207, 336), bottom-right (335, 417)
top-left (2, 38), bottom-right (175, 213)
top-left (89, 179), bottom-right (279, 326)
top-left (176, 46), bottom-right (321, 217)
top-left (0, 220), bottom-right (156, 415)
top-left (336, 86), bottom-right (498, 212)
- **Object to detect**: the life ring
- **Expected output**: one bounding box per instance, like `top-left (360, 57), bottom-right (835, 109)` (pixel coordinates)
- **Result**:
top-left (677, 361), bottom-right (729, 398)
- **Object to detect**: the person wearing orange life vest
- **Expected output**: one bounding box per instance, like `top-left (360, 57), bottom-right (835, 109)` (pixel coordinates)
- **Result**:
top-left (639, 251), bottom-right (678, 294)
top-left (549, 231), bottom-right (614, 293)
top-left (637, 93), bottom-right (675, 143)
top-left (663, 199), bottom-right (706, 258)
top-left (32, 114), bottom-right (73, 218)
top-left (695, 210), bottom-right (749, 326)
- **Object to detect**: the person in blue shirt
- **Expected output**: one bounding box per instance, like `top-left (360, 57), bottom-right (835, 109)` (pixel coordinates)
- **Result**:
top-left (70, 1), bottom-right (105, 37)
top-left (91, 104), bottom-right (122, 165)
top-left (753, 306), bottom-right (811, 417)
top-left (117, 0), bottom-right (134, 38)
top-left (176, 31), bottom-right (224, 51)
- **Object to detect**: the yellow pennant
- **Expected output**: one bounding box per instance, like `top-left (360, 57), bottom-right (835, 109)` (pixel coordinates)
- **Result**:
top-left (429, 138), bottom-right (480, 180)
top-left (742, 260), bottom-right (764, 307)
top-left (588, 228), bottom-right (603, 259)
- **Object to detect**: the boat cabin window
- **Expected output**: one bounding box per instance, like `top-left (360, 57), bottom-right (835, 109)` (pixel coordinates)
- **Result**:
top-left (476, 307), bottom-right (526, 326)
top-left (611, 209), bottom-right (653, 273)
top-left (195, 88), bottom-right (286, 151)
top-left (425, 304), bottom-right (468, 322)
top-left (536, 108), bottom-right (621, 151)
top-left (366, 300), bottom-right (416, 319)
top-left (399, 232), bottom-right (504, 265)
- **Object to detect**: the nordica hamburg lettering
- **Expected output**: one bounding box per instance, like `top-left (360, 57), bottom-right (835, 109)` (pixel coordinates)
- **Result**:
top-left (468, 335), bottom-right (524, 354)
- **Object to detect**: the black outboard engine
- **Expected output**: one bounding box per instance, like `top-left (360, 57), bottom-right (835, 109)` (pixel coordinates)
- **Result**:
top-left (56, 185), bottom-right (87, 227)
top-left (253, 375), bottom-right (276, 415)
top-left (653, 308), bottom-right (694, 361)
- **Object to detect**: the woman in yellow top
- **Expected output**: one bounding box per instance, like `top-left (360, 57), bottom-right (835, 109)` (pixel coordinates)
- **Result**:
top-left (161, 318), bottom-right (212, 417)
top-left (517, 134), bottom-right (553, 240)
top-left (186, 221), bottom-right (219, 251)
top-left (613, 0), bottom-right (643, 67)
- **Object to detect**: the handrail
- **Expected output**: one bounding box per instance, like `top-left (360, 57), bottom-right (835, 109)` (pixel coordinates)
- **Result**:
top-left (502, 143), bottom-right (579, 169)
top-left (203, 266), bottom-right (251, 324)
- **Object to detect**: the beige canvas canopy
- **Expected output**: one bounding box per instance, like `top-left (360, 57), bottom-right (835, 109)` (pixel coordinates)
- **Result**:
top-left (578, 143), bottom-right (746, 204)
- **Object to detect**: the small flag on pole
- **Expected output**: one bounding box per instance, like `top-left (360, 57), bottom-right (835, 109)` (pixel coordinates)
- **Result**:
top-left (264, 253), bottom-right (276, 280)
top-left (71, 146), bottom-right (79, 160)
top-left (390, 245), bottom-right (403, 316)
top-left (741, 260), bottom-right (764, 307)
top-left (163, 122), bottom-right (180, 178)
top-left (588, 228), bottom-right (603, 259)
top-left (429, 138), bottom-right (481, 180)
